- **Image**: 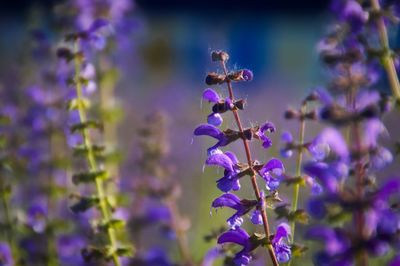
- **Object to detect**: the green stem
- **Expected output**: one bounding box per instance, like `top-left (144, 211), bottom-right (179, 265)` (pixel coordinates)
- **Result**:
top-left (73, 41), bottom-right (121, 266)
top-left (287, 104), bottom-right (306, 266)
top-left (290, 104), bottom-right (306, 238)
top-left (370, 0), bottom-right (400, 100)
top-left (0, 188), bottom-right (19, 265)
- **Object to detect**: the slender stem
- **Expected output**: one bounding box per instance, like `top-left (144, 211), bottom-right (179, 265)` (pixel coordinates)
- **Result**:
top-left (46, 128), bottom-right (59, 266)
top-left (73, 41), bottom-right (121, 266)
top-left (165, 200), bottom-right (193, 266)
top-left (220, 61), bottom-right (279, 266)
top-left (290, 105), bottom-right (306, 240)
top-left (0, 189), bottom-right (19, 265)
top-left (370, 0), bottom-right (400, 100)
top-left (348, 84), bottom-right (367, 266)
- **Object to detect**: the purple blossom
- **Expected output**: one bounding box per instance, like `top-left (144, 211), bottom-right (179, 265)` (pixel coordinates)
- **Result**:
top-left (242, 69), bottom-right (253, 81)
top-left (308, 128), bottom-right (349, 162)
top-left (250, 210), bottom-right (263, 225)
top-left (203, 88), bottom-right (220, 103)
top-left (26, 201), bottom-right (48, 233)
top-left (259, 158), bottom-right (284, 190)
top-left (212, 193), bottom-right (257, 228)
top-left (303, 162), bottom-right (342, 194)
top-left (256, 122), bottom-right (275, 149)
top-left (331, 0), bottom-right (368, 33)
top-left (193, 124), bottom-right (229, 153)
top-left (0, 243), bottom-right (13, 266)
top-left (218, 227), bottom-right (254, 266)
top-left (280, 131), bottom-right (294, 158)
top-left (206, 150), bottom-right (243, 192)
top-left (272, 223), bottom-right (292, 263)
top-left (305, 226), bottom-right (350, 258)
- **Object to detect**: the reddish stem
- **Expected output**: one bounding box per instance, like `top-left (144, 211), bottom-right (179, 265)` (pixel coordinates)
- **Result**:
top-left (221, 61), bottom-right (279, 266)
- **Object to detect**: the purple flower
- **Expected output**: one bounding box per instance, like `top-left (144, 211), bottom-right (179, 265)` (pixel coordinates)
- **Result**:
top-left (307, 197), bottom-right (327, 219)
top-left (303, 162), bottom-right (342, 194)
top-left (308, 128), bottom-right (349, 162)
top-left (57, 235), bottom-right (86, 266)
top-left (206, 150), bottom-right (243, 192)
top-left (332, 0), bottom-right (368, 33)
top-left (194, 124), bottom-right (229, 153)
top-left (203, 88), bottom-right (224, 126)
top-left (0, 243), bottom-right (13, 266)
top-left (202, 247), bottom-right (224, 266)
top-left (242, 69), bottom-right (253, 81)
top-left (212, 193), bottom-right (257, 228)
top-left (256, 122), bottom-right (275, 149)
top-left (203, 88), bottom-right (220, 103)
top-left (218, 227), bottom-right (254, 265)
top-left (272, 223), bottom-right (292, 263)
top-left (207, 113), bottom-right (223, 127)
top-left (206, 150), bottom-right (235, 172)
top-left (280, 131), bottom-right (294, 158)
top-left (305, 226), bottom-right (349, 257)
top-left (250, 210), bottom-right (263, 225)
top-left (389, 255), bottom-right (400, 266)
top-left (27, 201), bottom-right (48, 233)
top-left (259, 158), bottom-right (284, 190)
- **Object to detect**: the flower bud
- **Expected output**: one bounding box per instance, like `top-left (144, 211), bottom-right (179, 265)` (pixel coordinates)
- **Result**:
top-left (211, 50), bottom-right (229, 62)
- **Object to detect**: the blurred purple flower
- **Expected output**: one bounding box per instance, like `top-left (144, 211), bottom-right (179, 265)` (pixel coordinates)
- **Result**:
top-left (259, 158), bottom-right (284, 191)
top-left (272, 223), bottom-right (291, 263)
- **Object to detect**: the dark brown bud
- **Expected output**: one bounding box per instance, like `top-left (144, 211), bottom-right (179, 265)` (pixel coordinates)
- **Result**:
top-left (234, 99), bottom-right (245, 110)
top-left (211, 50), bottom-right (229, 62)
top-left (304, 91), bottom-right (319, 102)
top-left (242, 128), bottom-right (253, 140)
top-left (284, 109), bottom-right (299, 120)
top-left (205, 72), bottom-right (226, 85)
top-left (305, 110), bottom-right (318, 120)
top-left (56, 47), bottom-right (73, 61)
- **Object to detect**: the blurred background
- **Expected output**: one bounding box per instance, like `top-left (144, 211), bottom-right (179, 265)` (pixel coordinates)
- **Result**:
top-left (1, 0), bottom-right (399, 265)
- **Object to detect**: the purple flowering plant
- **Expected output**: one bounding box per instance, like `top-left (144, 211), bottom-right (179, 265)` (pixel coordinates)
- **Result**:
top-left (194, 51), bottom-right (293, 266)
top-left (2, 0), bottom-right (400, 265)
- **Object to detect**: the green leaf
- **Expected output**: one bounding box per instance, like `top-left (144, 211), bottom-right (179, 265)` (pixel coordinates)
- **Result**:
top-left (70, 120), bottom-right (103, 133)
top-left (291, 209), bottom-right (309, 224)
top-left (73, 145), bottom-right (105, 157)
top-left (70, 196), bottom-right (100, 213)
top-left (72, 170), bottom-right (109, 185)
top-left (283, 176), bottom-right (305, 186)
top-left (114, 246), bottom-right (134, 257)
top-left (67, 98), bottom-right (91, 110)
top-left (291, 243), bottom-right (308, 257)
top-left (99, 219), bottom-right (126, 231)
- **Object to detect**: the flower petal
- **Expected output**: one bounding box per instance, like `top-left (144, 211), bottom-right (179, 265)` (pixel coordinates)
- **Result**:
top-left (261, 158), bottom-right (285, 176)
top-left (217, 227), bottom-right (249, 247)
top-left (212, 193), bottom-right (241, 210)
top-left (206, 152), bottom-right (234, 172)
top-left (203, 88), bottom-right (220, 103)
top-left (194, 124), bottom-right (222, 140)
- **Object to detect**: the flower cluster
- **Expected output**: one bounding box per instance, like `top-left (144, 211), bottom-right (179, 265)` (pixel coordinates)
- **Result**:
top-left (299, 1), bottom-right (400, 264)
top-left (57, 19), bottom-right (132, 265)
top-left (126, 112), bottom-right (192, 265)
top-left (194, 51), bottom-right (291, 266)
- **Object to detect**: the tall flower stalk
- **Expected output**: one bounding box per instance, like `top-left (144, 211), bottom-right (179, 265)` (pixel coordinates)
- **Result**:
top-left (219, 59), bottom-right (279, 266)
top-left (57, 21), bottom-right (132, 265)
top-left (195, 51), bottom-right (292, 265)
top-left (73, 40), bottom-right (121, 266)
